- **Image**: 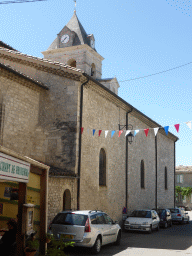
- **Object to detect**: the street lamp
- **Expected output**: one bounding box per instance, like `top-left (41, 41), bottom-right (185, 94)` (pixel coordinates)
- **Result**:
top-left (118, 124), bottom-right (134, 144)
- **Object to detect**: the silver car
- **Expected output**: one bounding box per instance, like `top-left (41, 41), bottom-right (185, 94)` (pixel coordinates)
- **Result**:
top-left (170, 207), bottom-right (190, 224)
top-left (48, 210), bottom-right (121, 254)
top-left (124, 209), bottom-right (160, 233)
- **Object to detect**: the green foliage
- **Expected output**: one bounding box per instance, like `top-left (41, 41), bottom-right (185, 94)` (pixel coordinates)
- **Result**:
top-left (46, 233), bottom-right (53, 240)
top-left (175, 186), bottom-right (192, 198)
top-left (26, 239), bottom-right (39, 251)
top-left (46, 235), bottom-right (75, 256)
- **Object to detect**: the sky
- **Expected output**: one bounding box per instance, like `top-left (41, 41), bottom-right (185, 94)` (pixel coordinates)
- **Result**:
top-left (0, 0), bottom-right (192, 166)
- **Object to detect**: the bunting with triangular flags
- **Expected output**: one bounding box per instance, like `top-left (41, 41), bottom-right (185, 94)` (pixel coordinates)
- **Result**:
top-left (144, 129), bottom-right (149, 137)
top-left (98, 130), bottom-right (102, 136)
top-left (174, 124), bottom-right (180, 133)
top-left (118, 130), bottom-right (123, 137)
top-left (111, 130), bottom-right (115, 138)
top-left (154, 128), bottom-right (159, 136)
top-left (164, 126), bottom-right (169, 135)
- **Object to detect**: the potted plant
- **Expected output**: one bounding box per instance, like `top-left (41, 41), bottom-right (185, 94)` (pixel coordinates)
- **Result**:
top-left (25, 239), bottom-right (39, 256)
top-left (46, 233), bottom-right (53, 243)
top-left (46, 235), bottom-right (74, 256)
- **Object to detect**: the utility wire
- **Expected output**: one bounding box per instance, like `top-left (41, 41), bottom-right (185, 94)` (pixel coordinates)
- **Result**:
top-left (119, 61), bottom-right (192, 83)
top-left (0, 0), bottom-right (46, 4)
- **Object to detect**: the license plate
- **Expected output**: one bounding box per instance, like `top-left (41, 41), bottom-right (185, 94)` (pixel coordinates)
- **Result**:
top-left (131, 225), bottom-right (140, 229)
top-left (60, 234), bottom-right (74, 239)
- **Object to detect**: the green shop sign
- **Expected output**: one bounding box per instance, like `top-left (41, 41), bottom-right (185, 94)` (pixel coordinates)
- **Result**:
top-left (0, 152), bottom-right (30, 183)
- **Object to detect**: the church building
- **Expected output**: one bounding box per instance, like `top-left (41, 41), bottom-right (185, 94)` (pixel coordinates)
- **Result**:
top-left (0, 11), bottom-right (178, 225)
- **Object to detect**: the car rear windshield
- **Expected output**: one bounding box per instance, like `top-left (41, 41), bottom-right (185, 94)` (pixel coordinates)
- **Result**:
top-left (157, 209), bottom-right (166, 216)
top-left (170, 209), bottom-right (179, 213)
top-left (130, 210), bottom-right (151, 218)
top-left (52, 213), bottom-right (88, 226)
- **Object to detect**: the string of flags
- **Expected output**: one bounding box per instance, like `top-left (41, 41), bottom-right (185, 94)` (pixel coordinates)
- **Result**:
top-left (81, 121), bottom-right (192, 138)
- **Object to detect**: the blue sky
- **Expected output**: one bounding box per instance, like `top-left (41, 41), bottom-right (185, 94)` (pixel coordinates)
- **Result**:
top-left (1, 0), bottom-right (192, 166)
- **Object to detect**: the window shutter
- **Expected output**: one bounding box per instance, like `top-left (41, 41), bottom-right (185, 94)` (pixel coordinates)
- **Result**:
top-left (180, 175), bottom-right (184, 184)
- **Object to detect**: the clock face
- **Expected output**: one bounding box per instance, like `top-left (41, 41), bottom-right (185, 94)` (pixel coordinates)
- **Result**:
top-left (61, 34), bottom-right (69, 44)
top-left (90, 39), bottom-right (95, 48)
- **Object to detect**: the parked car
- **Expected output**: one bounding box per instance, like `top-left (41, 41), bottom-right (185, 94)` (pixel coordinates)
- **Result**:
top-left (155, 209), bottom-right (172, 228)
top-left (170, 207), bottom-right (190, 224)
top-left (124, 209), bottom-right (160, 233)
top-left (48, 210), bottom-right (121, 254)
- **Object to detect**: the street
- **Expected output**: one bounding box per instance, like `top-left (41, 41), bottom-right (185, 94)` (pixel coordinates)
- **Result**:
top-left (65, 213), bottom-right (192, 256)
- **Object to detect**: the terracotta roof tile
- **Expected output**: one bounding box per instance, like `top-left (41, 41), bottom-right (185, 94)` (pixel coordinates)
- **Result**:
top-left (0, 47), bottom-right (84, 73)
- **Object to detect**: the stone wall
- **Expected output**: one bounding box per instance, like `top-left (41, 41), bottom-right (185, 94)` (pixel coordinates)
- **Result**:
top-left (81, 85), bottom-right (175, 222)
top-left (48, 176), bottom-right (77, 225)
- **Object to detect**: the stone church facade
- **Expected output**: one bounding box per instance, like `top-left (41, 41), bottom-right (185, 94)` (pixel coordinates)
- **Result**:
top-left (0, 11), bottom-right (178, 225)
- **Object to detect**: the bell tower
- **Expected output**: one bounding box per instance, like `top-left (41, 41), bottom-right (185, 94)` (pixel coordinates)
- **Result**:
top-left (42, 11), bottom-right (104, 79)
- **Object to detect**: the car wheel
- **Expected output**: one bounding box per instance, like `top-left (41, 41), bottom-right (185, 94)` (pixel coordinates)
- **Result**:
top-left (114, 231), bottom-right (121, 245)
top-left (169, 221), bottom-right (172, 227)
top-left (164, 222), bottom-right (168, 229)
top-left (187, 218), bottom-right (190, 224)
top-left (148, 225), bottom-right (152, 234)
top-left (181, 218), bottom-right (185, 225)
top-left (91, 237), bottom-right (101, 254)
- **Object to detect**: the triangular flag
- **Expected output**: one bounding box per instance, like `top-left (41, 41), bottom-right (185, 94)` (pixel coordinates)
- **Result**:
top-left (154, 128), bottom-right (159, 136)
top-left (87, 128), bottom-right (89, 135)
top-left (105, 130), bottom-right (109, 138)
top-left (125, 130), bottom-right (131, 136)
top-left (134, 130), bottom-right (139, 136)
top-left (98, 130), bottom-right (102, 136)
top-left (81, 127), bottom-right (84, 134)
top-left (111, 130), bottom-right (115, 138)
top-left (118, 130), bottom-right (123, 137)
top-left (186, 121), bottom-right (191, 129)
top-left (144, 129), bottom-right (149, 137)
top-left (164, 126), bottom-right (169, 135)
top-left (174, 124), bottom-right (180, 133)
top-left (93, 129), bottom-right (95, 136)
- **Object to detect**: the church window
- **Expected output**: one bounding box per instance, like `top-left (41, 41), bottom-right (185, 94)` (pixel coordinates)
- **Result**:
top-left (67, 59), bottom-right (76, 68)
top-left (99, 148), bottom-right (106, 186)
top-left (165, 167), bottom-right (168, 189)
top-left (91, 63), bottom-right (96, 77)
top-left (140, 160), bottom-right (145, 188)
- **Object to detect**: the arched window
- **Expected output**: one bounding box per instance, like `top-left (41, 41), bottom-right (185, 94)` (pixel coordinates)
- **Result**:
top-left (99, 148), bottom-right (106, 186)
top-left (67, 59), bottom-right (76, 68)
top-left (165, 167), bottom-right (168, 189)
top-left (91, 63), bottom-right (96, 77)
top-left (140, 160), bottom-right (145, 188)
top-left (63, 189), bottom-right (71, 211)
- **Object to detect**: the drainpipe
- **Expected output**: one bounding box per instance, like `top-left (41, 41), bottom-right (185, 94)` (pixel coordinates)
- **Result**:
top-left (174, 141), bottom-right (176, 208)
top-left (126, 109), bottom-right (133, 210)
top-left (77, 77), bottom-right (89, 210)
top-left (155, 134), bottom-right (158, 210)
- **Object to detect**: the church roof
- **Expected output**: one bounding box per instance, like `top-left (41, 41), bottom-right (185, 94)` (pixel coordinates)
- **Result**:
top-left (66, 11), bottom-right (89, 45)
top-left (0, 62), bottom-right (48, 90)
top-left (0, 41), bottom-right (17, 51)
top-left (47, 12), bottom-right (90, 50)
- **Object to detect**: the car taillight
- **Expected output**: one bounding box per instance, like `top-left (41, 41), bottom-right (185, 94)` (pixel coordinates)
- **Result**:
top-left (177, 214), bottom-right (181, 217)
top-left (85, 218), bottom-right (91, 232)
top-left (48, 222), bottom-right (52, 230)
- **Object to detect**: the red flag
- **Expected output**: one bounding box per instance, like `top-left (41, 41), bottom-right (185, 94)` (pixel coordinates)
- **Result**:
top-left (144, 129), bottom-right (149, 137)
top-left (174, 124), bottom-right (180, 133)
top-left (98, 130), bottom-right (102, 136)
top-left (81, 127), bottom-right (84, 134)
top-left (118, 130), bottom-right (123, 137)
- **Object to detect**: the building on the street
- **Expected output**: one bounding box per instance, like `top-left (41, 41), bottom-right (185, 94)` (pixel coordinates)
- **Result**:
top-left (0, 10), bottom-right (178, 226)
top-left (175, 165), bottom-right (192, 208)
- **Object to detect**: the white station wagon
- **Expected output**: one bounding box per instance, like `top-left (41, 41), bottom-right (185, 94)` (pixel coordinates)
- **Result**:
top-left (48, 210), bottom-right (121, 254)
top-left (124, 209), bottom-right (160, 233)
